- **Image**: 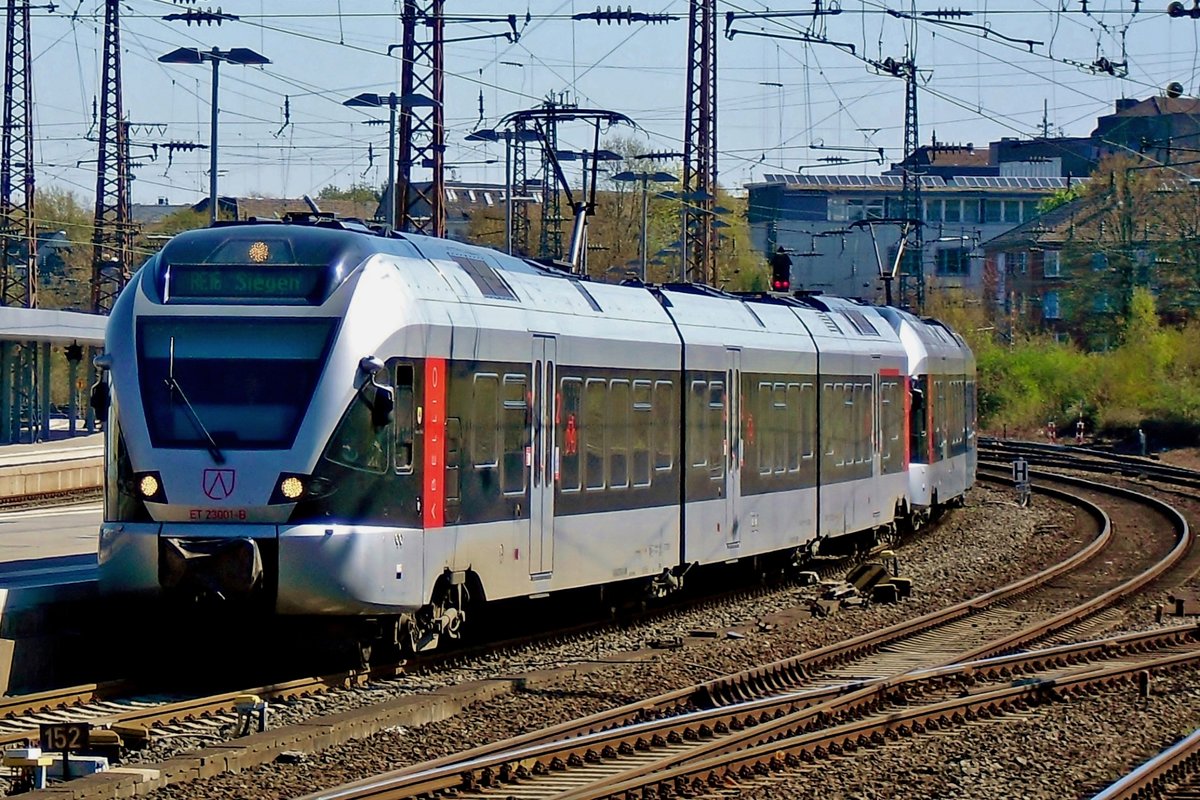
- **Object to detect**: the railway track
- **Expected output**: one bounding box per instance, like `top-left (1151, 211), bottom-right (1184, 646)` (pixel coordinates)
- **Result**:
top-left (0, 517), bottom-right (898, 755)
top-left (294, 468), bottom-right (1190, 800)
top-left (301, 626), bottom-right (1200, 800)
top-left (6, 463), bottom-right (1175, 799)
top-left (1090, 727), bottom-right (1200, 800)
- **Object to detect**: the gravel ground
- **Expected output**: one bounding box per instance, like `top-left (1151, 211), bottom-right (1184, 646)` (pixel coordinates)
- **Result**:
top-left (140, 483), bottom-right (1106, 800)
top-left (742, 667), bottom-right (1200, 800)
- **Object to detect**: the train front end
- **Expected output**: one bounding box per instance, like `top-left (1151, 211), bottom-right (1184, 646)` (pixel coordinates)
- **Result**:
top-left (96, 223), bottom-right (433, 618)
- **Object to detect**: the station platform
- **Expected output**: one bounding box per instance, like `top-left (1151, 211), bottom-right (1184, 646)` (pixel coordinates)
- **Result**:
top-left (0, 434), bottom-right (104, 691)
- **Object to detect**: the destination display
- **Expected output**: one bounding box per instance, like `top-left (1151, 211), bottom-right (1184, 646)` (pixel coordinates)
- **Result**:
top-left (168, 264), bottom-right (325, 302)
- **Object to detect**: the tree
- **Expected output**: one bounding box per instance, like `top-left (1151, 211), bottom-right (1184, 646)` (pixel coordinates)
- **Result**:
top-left (318, 182), bottom-right (382, 204)
top-left (34, 187), bottom-right (94, 310)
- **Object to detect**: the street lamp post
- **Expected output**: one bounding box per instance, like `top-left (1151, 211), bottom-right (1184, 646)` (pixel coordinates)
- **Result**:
top-left (159, 47), bottom-right (271, 225)
top-left (612, 170), bottom-right (675, 281)
top-left (345, 92), bottom-right (437, 231)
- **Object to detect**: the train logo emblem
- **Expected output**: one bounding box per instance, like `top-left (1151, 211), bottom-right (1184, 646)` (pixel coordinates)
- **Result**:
top-left (202, 469), bottom-right (236, 500)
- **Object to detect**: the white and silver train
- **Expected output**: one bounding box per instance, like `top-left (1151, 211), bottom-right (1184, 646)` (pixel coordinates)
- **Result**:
top-left (95, 216), bottom-right (976, 650)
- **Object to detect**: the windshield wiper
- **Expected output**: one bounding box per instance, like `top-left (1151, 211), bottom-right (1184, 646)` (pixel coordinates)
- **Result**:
top-left (164, 336), bottom-right (226, 465)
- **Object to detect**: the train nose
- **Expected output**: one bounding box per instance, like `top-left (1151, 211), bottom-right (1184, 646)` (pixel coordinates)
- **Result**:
top-left (160, 537), bottom-right (265, 601)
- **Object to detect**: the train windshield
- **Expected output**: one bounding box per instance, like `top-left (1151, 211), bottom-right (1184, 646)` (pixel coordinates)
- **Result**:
top-left (138, 317), bottom-right (337, 450)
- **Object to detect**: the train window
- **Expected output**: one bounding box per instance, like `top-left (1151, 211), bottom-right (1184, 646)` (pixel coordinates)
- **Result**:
top-left (501, 374), bottom-right (528, 495)
top-left (688, 380), bottom-right (707, 469)
top-left (609, 380), bottom-right (631, 489)
top-left (707, 382), bottom-right (726, 479)
top-left (585, 379), bottom-right (607, 490)
top-left (800, 382), bottom-right (816, 462)
top-left (559, 378), bottom-right (582, 492)
top-left (632, 381), bottom-right (652, 487)
top-left (860, 383), bottom-right (874, 464)
top-left (472, 374), bottom-right (499, 468)
top-left (756, 381), bottom-right (773, 475)
top-left (786, 383), bottom-right (801, 472)
top-left (772, 383), bottom-right (787, 474)
top-left (393, 364), bottom-right (415, 473)
top-left (653, 380), bottom-right (674, 470)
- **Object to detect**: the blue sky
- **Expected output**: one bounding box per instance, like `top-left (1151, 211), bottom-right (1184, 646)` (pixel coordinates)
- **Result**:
top-left (24, 1), bottom-right (1189, 207)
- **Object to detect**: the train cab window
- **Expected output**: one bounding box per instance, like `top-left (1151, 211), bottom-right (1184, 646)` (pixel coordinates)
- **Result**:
top-left (559, 378), bottom-right (582, 492)
top-left (472, 374), bottom-right (499, 468)
top-left (501, 374), bottom-right (528, 495)
top-left (653, 380), bottom-right (674, 471)
top-left (609, 380), bottom-right (631, 489)
top-left (393, 363), bottom-right (415, 473)
top-left (585, 378), bottom-right (607, 490)
top-left (632, 381), bottom-right (652, 487)
top-left (326, 372), bottom-right (392, 474)
top-left (707, 381), bottom-right (726, 480)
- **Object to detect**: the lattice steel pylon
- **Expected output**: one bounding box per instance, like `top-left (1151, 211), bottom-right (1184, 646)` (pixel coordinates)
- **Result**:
top-left (0, 0), bottom-right (39, 443)
top-left (511, 117), bottom-right (531, 256)
top-left (1, 0), bottom-right (35, 310)
top-left (682, 0), bottom-right (717, 285)
top-left (396, 0), bottom-right (445, 237)
top-left (91, 0), bottom-right (131, 316)
top-left (536, 96), bottom-right (565, 261)
top-left (897, 56), bottom-right (924, 312)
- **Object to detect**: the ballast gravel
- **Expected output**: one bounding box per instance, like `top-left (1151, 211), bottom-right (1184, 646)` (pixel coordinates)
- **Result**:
top-left (136, 482), bottom-right (1133, 800)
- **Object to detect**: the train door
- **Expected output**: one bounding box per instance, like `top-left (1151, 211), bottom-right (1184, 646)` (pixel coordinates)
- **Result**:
top-left (529, 336), bottom-right (557, 577)
top-left (726, 348), bottom-right (742, 547)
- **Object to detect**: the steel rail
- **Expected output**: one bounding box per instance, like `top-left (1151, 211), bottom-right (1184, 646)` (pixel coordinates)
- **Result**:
top-left (300, 625), bottom-right (1200, 800)
top-left (1090, 726), bottom-right (1200, 799)
top-left (563, 647), bottom-right (1200, 800)
top-left (298, 475), bottom-right (1120, 800)
top-left (305, 470), bottom-right (1189, 800)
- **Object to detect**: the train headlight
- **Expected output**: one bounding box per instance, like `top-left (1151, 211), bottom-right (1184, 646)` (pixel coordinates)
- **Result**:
top-left (280, 476), bottom-right (304, 500)
top-left (132, 472), bottom-right (167, 503)
top-left (139, 475), bottom-right (159, 498)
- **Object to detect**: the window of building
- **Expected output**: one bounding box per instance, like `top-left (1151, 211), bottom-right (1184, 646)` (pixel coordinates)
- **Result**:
top-left (1003, 200), bottom-right (1022, 223)
top-left (1043, 250), bottom-right (1061, 277)
top-left (962, 199), bottom-right (981, 223)
top-left (828, 197), bottom-right (885, 222)
top-left (924, 199), bottom-right (942, 222)
top-left (943, 199), bottom-right (961, 223)
top-left (1043, 291), bottom-right (1061, 319)
top-left (984, 200), bottom-right (1003, 223)
top-left (1022, 201), bottom-right (1038, 221)
top-left (1093, 292), bottom-right (1111, 312)
top-left (1009, 251), bottom-right (1028, 274)
top-left (1092, 252), bottom-right (1109, 271)
top-left (935, 248), bottom-right (970, 276)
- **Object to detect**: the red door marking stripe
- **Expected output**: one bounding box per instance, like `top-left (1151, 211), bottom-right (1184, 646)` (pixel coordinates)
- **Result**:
top-left (423, 358), bottom-right (446, 529)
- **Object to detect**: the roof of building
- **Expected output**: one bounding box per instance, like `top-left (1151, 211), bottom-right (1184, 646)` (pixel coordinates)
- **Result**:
top-left (1104, 96), bottom-right (1200, 118)
top-left (980, 195), bottom-right (1097, 250)
top-left (751, 173), bottom-right (1075, 193)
